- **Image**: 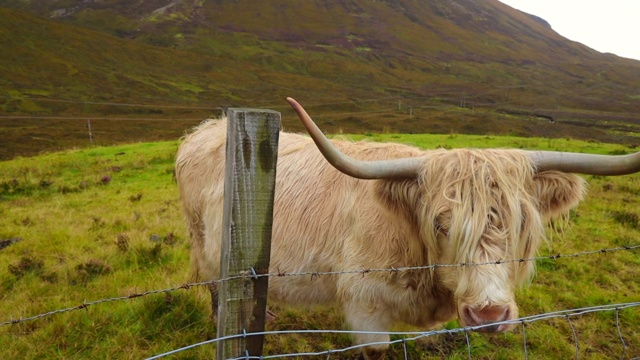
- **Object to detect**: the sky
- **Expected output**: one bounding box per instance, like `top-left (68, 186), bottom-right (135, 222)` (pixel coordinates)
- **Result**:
top-left (498, 0), bottom-right (640, 61)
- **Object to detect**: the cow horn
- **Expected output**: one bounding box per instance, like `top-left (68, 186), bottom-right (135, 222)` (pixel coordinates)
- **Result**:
top-left (527, 150), bottom-right (640, 175)
top-left (286, 97), bottom-right (422, 179)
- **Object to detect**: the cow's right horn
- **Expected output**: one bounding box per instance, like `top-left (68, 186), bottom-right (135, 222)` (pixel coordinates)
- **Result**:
top-left (527, 150), bottom-right (640, 175)
top-left (287, 97), bottom-right (422, 179)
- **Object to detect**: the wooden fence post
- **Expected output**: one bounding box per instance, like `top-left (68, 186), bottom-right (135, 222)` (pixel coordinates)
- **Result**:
top-left (217, 108), bottom-right (280, 359)
top-left (87, 119), bottom-right (93, 143)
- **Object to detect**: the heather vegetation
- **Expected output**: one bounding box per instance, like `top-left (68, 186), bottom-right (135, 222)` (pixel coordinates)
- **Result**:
top-left (2, 1), bottom-right (640, 160)
top-left (0, 135), bottom-right (638, 359)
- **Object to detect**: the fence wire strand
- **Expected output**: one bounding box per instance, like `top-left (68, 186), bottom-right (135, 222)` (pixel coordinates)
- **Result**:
top-left (566, 315), bottom-right (580, 360)
top-left (522, 321), bottom-right (529, 360)
top-left (615, 308), bottom-right (629, 360)
top-left (464, 330), bottom-right (472, 360)
top-left (145, 302), bottom-right (640, 359)
top-left (2, 243), bottom-right (639, 328)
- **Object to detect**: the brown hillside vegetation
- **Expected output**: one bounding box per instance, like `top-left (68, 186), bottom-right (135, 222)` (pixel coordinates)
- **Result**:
top-left (1, 0), bottom-right (640, 159)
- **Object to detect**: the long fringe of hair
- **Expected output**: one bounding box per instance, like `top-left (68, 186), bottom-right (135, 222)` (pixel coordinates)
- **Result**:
top-left (418, 149), bottom-right (547, 287)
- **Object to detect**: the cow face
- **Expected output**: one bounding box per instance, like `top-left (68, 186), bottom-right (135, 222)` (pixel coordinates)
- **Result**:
top-left (418, 149), bottom-right (585, 331)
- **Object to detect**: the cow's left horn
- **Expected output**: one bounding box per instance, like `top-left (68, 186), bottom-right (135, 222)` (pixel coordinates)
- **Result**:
top-left (527, 150), bottom-right (640, 175)
top-left (287, 97), bottom-right (422, 179)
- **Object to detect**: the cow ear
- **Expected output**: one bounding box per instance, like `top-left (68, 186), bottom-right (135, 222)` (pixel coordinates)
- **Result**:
top-left (374, 179), bottom-right (422, 223)
top-left (532, 171), bottom-right (586, 220)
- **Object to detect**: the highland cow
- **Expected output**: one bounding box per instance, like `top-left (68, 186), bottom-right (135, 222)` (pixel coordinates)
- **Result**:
top-left (175, 97), bottom-right (640, 359)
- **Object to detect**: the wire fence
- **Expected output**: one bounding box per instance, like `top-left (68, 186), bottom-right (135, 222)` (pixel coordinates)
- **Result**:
top-left (146, 302), bottom-right (640, 359)
top-left (4, 91), bottom-right (639, 162)
top-left (2, 242), bottom-right (639, 358)
top-left (0, 89), bottom-right (555, 121)
top-left (4, 91), bottom-right (640, 127)
top-left (2, 243), bottom-right (638, 328)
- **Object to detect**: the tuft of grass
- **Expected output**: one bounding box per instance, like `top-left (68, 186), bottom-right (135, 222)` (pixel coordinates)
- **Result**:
top-left (8, 256), bottom-right (44, 279)
top-left (8, 255), bottom-right (58, 284)
top-left (610, 211), bottom-right (639, 229)
top-left (115, 233), bottom-right (130, 252)
top-left (72, 260), bottom-right (112, 285)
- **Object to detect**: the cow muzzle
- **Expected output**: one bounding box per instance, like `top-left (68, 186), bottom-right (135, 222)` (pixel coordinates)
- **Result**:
top-left (460, 303), bottom-right (515, 332)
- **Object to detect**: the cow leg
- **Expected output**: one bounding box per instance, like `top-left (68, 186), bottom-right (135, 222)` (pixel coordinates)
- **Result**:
top-left (344, 301), bottom-right (393, 360)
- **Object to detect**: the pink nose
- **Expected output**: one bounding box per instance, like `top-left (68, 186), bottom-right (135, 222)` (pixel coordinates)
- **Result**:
top-left (461, 304), bottom-right (511, 332)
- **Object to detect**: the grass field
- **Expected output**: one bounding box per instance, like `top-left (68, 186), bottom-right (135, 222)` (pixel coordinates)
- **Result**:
top-left (0, 133), bottom-right (639, 359)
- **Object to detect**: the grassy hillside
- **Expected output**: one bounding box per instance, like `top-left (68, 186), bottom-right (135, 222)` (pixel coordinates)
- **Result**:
top-left (0, 8), bottom-right (365, 110)
top-left (2, 1), bottom-right (640, 161)
top-left (0, 134), bottom-right (638, 358)
top-left (4, 0), bottom-right (640, 115)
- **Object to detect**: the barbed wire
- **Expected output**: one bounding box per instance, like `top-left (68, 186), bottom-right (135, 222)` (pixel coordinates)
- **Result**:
top-left (303, 108), bottom-right (396, 118)
top-left (0, 93), bottom-right (478, 110)
top-left (0, 91), bottom-right (560, 119)
top-left (146, 301), bottom-right (640, 359)
top-left (2, 242), bottom-right (638, 328)
top-left (0, 95), bottom-right (219, 110)
top-left (4, 91), bottom-right (639, 125)
top-left (0, 115), bottom-right (207, 121)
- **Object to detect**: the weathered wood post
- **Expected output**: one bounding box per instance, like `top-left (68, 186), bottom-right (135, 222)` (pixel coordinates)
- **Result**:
top-left (217, 108), bottom-right (280, 359)
top-left (87, 119), bottom-right (93, 143)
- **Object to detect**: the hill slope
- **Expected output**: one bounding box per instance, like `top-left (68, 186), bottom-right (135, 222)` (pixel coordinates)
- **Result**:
top-left (4, 0), bottom-right (640, 109)
top-left (1, 1), bottom-right (640, 159)
top-left (0, 8), bottom-right (365, 110)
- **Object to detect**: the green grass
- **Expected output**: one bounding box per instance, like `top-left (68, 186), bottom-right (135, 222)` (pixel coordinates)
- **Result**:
top-left (0, 134), bottom-right (639, 359)
top-left (0, 141), bottom-right (215, 358)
